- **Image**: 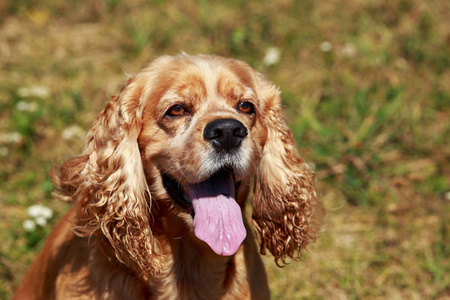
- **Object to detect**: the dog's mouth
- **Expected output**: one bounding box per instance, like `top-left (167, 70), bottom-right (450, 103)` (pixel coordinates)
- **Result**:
top-left (161, 167), bottom-right (247, 256)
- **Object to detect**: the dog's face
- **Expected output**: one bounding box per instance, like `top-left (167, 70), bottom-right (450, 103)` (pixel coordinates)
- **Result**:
top-left (61, 54), bottom-right (320, 275)
top-left (137, 56), bottom-right (268, 255)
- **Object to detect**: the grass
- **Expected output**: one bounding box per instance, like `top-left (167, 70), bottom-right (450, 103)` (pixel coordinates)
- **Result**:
top-left (0, 0), bottom-right (449, 298)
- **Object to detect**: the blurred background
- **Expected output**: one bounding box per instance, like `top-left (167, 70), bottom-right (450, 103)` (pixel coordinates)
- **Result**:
top-left (0, 0), bottom-right (448, 299)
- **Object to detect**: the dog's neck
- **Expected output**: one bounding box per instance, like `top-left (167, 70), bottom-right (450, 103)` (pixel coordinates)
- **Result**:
top-left (149, 231), bottom-right (239, 300)
top-left (141, 180), bottom-right (252, 299)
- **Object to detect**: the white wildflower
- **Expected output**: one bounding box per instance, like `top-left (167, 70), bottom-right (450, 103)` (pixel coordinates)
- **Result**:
top-left (27, 204), bottom-right (53, 220)
top-left (62, 125), bottom-right (85, 140)
top-left (35, 216), bottom-right (47, 227)
top-left (16, 101), bottom-right (39, 112)
top-left (0, 132), bottom-right (22, 144)
top-left (18, 85), bottom-right (50, 99)
top-left (23, 219), bottom-right (36, 232)
top-left (319, 41), bottom-right (333, 52)
top-left (263, 47), bottom-right (281, 66)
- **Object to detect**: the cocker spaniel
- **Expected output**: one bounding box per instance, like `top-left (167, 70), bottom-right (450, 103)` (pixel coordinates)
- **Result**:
top-left (14, 54), bottom-right (323, 300)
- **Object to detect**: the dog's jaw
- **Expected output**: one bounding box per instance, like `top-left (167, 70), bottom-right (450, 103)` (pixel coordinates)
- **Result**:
top-left (161, 167), bottom-right (247, 256)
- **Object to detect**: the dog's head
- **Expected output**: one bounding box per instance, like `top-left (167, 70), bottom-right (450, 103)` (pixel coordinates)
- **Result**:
top-left (137, 55), bottom-right (268, 257)
top-left (52, 54), bottom-right (322, 275)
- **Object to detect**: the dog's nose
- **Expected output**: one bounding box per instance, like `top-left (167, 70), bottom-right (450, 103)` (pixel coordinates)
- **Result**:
top-left (204, 119), bottom-right (248, 151)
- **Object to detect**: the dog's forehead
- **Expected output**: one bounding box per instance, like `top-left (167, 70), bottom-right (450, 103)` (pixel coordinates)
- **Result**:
top-left (173, 59), bottom-right (256, 101)
top-left (174, 74), bottom-right (208, 100)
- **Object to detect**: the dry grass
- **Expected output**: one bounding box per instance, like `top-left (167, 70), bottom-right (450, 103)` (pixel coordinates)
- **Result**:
top-left (0, 0), bottom-right (449, 299)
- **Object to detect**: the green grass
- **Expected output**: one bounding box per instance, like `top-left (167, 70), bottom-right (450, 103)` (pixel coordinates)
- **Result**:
top-left (1, 0), bottom-right (449, 298)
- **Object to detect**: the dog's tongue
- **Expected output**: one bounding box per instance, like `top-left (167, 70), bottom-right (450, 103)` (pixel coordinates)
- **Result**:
top-left (186, 170), bottom-right (246, 256)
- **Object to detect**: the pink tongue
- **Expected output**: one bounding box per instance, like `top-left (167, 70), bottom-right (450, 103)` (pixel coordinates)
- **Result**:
top-left (186, 170), bottom-right (246, 256)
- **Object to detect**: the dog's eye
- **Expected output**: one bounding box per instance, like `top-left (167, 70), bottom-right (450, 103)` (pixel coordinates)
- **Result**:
top-left (167, 104), bottom-right (186, 117)
top-left (237, 101), bottom-right (254, 114)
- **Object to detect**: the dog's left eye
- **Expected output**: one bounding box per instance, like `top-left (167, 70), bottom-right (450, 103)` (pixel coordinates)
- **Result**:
top-left (237, 101), bottom-right (254, 114)
top-left (166, 104), bottom-right (186, 117)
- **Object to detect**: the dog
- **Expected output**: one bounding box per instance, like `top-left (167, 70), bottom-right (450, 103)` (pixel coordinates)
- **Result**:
top-left (14, 54), bottom-right (322, 299)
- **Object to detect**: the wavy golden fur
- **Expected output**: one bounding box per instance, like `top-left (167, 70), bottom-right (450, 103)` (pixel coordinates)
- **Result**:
top-left (14, 54), bottom-right (323, 300)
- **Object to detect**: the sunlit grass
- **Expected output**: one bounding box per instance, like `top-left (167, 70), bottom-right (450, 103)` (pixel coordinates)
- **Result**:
top-left (0, 0), bottom-right (449, 298)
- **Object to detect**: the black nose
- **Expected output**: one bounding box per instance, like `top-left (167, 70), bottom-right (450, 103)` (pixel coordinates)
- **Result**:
top-left (203, 119), bottom-right (248, 151)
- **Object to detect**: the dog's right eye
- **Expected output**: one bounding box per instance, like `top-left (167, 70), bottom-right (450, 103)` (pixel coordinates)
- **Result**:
top-left (166, 104), bottom-right (186, 117)
top-left (237, 101), bottom-right (254, 114)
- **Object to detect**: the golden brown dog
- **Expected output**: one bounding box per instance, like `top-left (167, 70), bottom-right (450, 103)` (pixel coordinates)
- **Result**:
top-left (14, 54), bottom-right (322, 300)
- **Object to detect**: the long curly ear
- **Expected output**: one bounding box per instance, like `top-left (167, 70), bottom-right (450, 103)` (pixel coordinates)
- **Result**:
top-left (51, 77), bottom-right (161, 276)
top-left (252, 76), bottom-right (323, 266)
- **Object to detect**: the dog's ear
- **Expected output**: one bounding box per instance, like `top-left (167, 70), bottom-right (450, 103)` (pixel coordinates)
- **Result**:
top-left (51, 77), bottom-right (162, 275)
top-left (251, 74), bottom-right (323, 265)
